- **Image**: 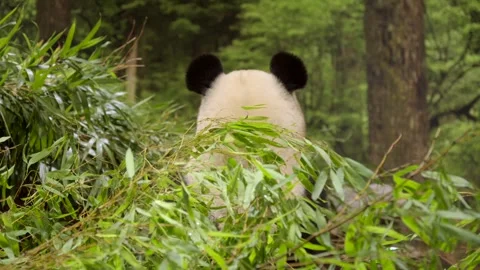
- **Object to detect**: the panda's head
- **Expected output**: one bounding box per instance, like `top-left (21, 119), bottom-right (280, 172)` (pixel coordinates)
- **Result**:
top-left (186, 52), bottom-right (308, 134)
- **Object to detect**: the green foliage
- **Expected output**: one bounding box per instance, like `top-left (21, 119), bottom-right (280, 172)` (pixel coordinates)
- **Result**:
top-left (0, 1), bottom-right (35, 20)
top-left (1, 114), bottom-right (479, 268)
top-left (0, 13), bottom-right (152, 206)
top-left (427, 0), bottom-right (480, 113)
top-left (426, 0), bottom-right (480, 186)
top-left (434, 123), bottom-right (480, 185)
top-left (0, 1), bottom-right (35, 40)
top-left (71, 0), bottom-right (248, 113)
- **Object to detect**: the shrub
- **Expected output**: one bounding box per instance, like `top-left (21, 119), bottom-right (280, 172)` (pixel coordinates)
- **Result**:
top-left (0, 9), bottom-right (148, 207)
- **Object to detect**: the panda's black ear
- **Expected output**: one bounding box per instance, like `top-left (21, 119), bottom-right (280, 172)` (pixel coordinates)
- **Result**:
top-left (186, 54), bottom-right (223, 95)
top-left (270, 52), bottom-right (307, 92)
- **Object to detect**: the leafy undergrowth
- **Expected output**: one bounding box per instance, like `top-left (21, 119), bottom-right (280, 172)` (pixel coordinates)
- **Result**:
top-left (1, 10), bottom-right (479, 270)
top-left (2, 117), bottom-right (480, 269)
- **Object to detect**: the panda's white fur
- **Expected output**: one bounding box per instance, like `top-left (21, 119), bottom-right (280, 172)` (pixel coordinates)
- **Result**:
top-left (184, 52), bottom-right (308, 219)
top-left (195, 70), bottom-right (306, 136)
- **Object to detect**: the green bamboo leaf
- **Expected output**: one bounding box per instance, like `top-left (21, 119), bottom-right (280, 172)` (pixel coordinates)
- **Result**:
top-left (436, 210), bottom-right (476, 220)
top-left (401, 216), bottom-right (430, 245)
top-left (27, 137), bottom-right (65, 168)
top-left (0, 12), bottom-right (21, 50)
top-left (61, 238), bottom-right (74, 254)
top-left (276, 243), bottom-right (287, 269)
top-left (21, 33), bottom-right (32, 50)
top-left (0, 7), bottom-right (17, 26)
top-left (125, 148), bottom-right (135, 178)
top-left (393, 165), bottom-right (418, 177)
top-left (135, 207), bottom-right (152, 217)
top-left (440, 223), bottom-right (480, 245)
top-left (207, 232), bottom-right (250, 238)
top-left (42, 185), bottom-right (65, 198)
top-left (204, 246), bottom-right (228, 270)
top-left (31, 69), bottom-right (49, 90)
top-left (330, 169), bottom-right (344, 200)
top-left (33, 32), bottom-right (63, 64)
top-left (364, 226), bottom-right (407, 241)
top-left (346, 158), bottom-right (373, 178)
top-left (242, 104), bottom-right (266, 110)
top-left (80, 37), bottom-right (105, 49)
top-left (0, 71), bottom-right (9, 85)
top-left (113, 189), bottom-right (135, 217)
top-left (422, 171), bottom-right (473, 188)
top-left (61, 19), bottom-right (76, 57)
top-left (303, 242), bottom-right (327, 251)
top-left (312, 170), bottom-right (327, 200)
top-left (313, 145), bottom-right (332, 167)
top-left (121, 247), bottom-right (144, 269)
top-left (71, 19), bottom-right (102, 54)
top-left (28, 148), bottom-right (54, 168)
top-left (379, 250), bottom-right (396, 270)
top-left (344, 224), bottom-right (357, 255)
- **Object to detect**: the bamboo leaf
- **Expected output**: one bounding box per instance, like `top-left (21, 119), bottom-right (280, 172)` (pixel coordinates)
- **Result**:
top-left (312, 170), bottom-right (327, 200)
top-left (204, 246), bottom-right (228, 270)
top-left (61, 19), bottom-right (76, 57)
top-left (125, 148), bottom-right (135, 178)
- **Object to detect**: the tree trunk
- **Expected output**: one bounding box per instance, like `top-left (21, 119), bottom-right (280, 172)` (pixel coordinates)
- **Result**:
top-left (36, 0), bottom-right (72, 41)
top-left (364, 0), bottom-right (429, 169)
top-left (126, 39), bottom-right (138, 103)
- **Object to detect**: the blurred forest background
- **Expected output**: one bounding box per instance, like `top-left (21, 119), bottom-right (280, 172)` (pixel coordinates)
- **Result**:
top-left (1, 0), bottom-right (479, 184)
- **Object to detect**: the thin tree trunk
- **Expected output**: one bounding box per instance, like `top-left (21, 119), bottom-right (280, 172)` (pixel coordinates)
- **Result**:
top-left (364, 0), bottom-right (429, 169)
top-left (126, 40), bottom-right (138, 103)
top-left (36, 0), bottom-right (71, 41)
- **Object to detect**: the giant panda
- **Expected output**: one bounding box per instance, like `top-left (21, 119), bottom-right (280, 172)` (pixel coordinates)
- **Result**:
top-left (184, 52), bottom-right (309, 218)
